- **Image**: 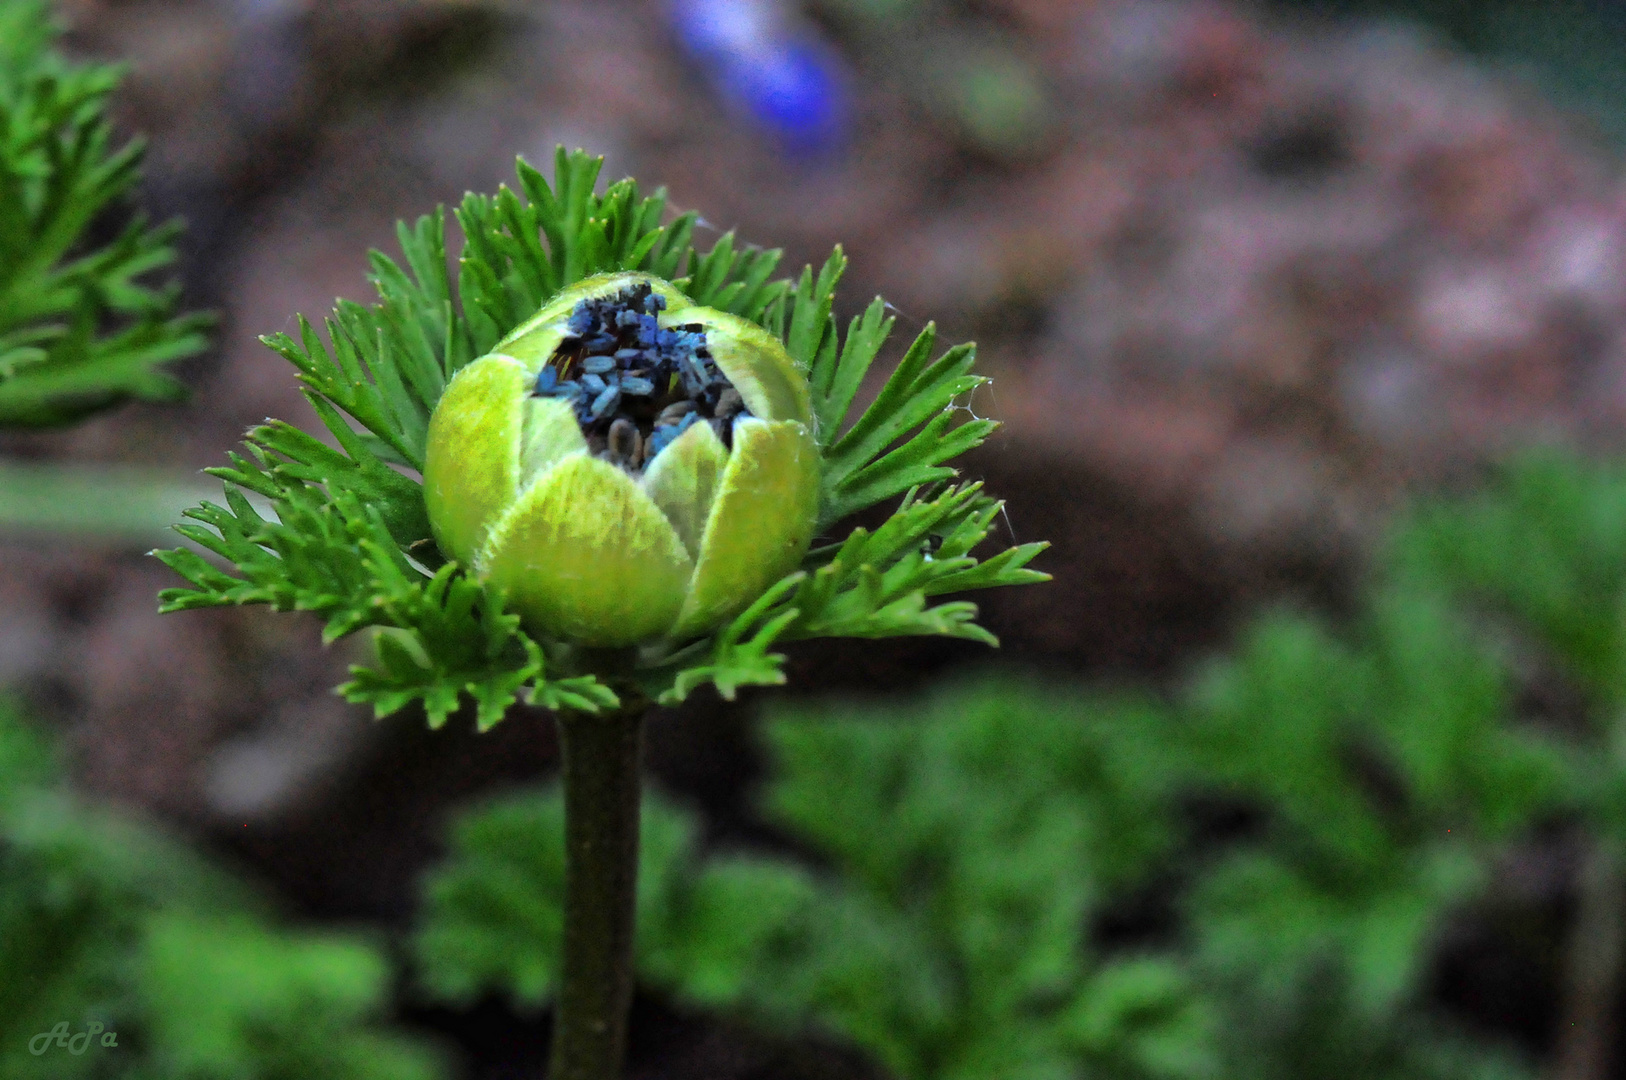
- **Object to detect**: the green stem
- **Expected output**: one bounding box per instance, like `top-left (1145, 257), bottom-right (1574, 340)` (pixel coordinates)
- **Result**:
top-left (550, 698), bottom-right (646, 1080)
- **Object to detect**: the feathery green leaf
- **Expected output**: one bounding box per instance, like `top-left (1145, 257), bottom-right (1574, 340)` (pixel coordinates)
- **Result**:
top-left (0, 0), bottom-right (207, 427)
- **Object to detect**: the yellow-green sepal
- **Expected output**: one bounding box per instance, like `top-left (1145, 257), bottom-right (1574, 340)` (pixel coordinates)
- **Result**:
top-left (518, 395), bottom-right (589, 487)
top-left (663, 307), bottom-right (813, 427)
top-left (423, 355), bottom-right (529, 565)
top-left (639, 419), bottom-right (730, 561)
top-left (671, 417), bottom-right (820, 641)
top-left (478, 455), bottom-right (694, 647)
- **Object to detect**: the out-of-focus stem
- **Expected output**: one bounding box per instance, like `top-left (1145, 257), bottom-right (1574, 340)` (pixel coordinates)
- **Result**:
top-left (549, 698), bottom-right (646, 1080)
top-left (1553, 835), bottom-right (1624, 1080)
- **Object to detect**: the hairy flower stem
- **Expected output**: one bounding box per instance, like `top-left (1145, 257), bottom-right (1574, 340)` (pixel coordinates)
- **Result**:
top-left (550, 698), bottom-right (646, 1080)
top-left (1553, 833), bottom-right (1624, 1080)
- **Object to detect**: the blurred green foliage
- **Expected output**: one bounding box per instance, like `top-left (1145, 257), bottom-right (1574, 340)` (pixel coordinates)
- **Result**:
top-left (1182, 597), bottom-right (1557, 1080)
top-left (0, 9), bottom-right (444, 1075)
top-left (416, 449), bottom-right (1626, 1079)
top-left (0, 701), bottom-right (446, 1080)
top-left (0, 0), bottom-right (207, 427)
top-left (752, 684), bottom-right (1201, 1080)
top-left (417, 685), bottom-right (1212, 1080)
top-left (417, 785), bottom-right (823, 1017)
top-left (1390, 452), bottom-right (1626, 712)
top-left (0, 0), bottom-right (212, 547)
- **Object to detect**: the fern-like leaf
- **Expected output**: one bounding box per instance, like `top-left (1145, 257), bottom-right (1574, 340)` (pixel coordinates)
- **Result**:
top-left (0, 0), bottom-right (208, 426)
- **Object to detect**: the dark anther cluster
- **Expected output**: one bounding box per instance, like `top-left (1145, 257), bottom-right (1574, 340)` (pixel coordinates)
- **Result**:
top-left (532, 283), bottom-right (752, 471)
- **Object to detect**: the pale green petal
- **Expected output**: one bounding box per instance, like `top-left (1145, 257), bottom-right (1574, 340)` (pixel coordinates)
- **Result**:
top-left (639, 419), bottom-right (729, 561)
top-left (663, 307), bottom-right (812, 426)
top-left (519, 396), bottom-right (589, 487)
top-left (479, 455), bottom-right (693, 647)
top-left (672, 418), bottom-right (820, 640)
top-left (497, 273), bottom-right (694, 367)
top-left (423, 355), bottom-right (528, 565)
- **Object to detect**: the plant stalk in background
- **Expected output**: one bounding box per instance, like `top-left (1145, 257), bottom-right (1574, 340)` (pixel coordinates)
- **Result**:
top-left (1553, 837), bottom-right (1625, 1080)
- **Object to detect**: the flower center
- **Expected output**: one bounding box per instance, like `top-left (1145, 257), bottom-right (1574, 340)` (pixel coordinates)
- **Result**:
top-left (530, 283), bottom-right (752, 472)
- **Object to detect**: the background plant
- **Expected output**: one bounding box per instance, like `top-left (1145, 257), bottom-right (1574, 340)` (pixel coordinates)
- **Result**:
top-left (0, 0), bottom-right (212, 543)
top-left (1180, 592), bottom-right (1559, 1080)
top-left (416, 681), bottom-right (1211, 1080)
top-left (0, 0), bottom-right (205, 427)
top-left (0, 702), bottom-right (448, 1080)
top-left (0, 11), bottom-right (441, 1078)
top-left (413, 450), bottom-right (1626, 1080)
top-left (1387, 453), bottom-right (1626, 1080)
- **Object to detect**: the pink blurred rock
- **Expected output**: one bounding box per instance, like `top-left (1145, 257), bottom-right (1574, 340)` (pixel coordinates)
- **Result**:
top-left (989, 2), bottom-right (1626, 564)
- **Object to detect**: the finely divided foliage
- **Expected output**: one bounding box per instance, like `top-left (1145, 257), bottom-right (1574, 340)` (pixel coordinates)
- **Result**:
top-left (0, 0), bottom-right (208, 426)
top-left (155, 150), bottom-right (1047, 726)
top-left (414, 683), bottom-right (1206, 1080)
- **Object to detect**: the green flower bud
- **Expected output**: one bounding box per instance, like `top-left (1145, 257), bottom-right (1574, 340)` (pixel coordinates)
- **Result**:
top-left (423, 273), bottom-right (820, 648)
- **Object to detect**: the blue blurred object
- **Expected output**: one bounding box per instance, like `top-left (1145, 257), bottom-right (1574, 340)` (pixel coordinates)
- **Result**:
top-left (668, 0), bottom-right (849, 152)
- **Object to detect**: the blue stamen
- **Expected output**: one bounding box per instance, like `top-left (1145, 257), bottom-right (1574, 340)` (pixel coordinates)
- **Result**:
top-left (682, 352), bottom-right (710, 384)
top-left (590, 385), bottom-right (620, 419)
top-left (646, 412), bottom-right (701, 461)
top-left (567, 303), bottom-right (594, 335)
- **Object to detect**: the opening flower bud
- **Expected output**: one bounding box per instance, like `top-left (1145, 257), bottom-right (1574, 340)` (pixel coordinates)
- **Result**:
top-left (423, 273), bottom-right (820, 648)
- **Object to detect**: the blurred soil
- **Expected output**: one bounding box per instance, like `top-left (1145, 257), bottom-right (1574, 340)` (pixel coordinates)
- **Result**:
top-left (6, 0), bottom-right (1626, 1074)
